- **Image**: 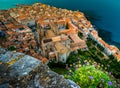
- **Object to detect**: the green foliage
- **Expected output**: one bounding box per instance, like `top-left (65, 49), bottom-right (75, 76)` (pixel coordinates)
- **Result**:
top-left (48, 61), bottom-right (65, 67)
top-left (51, 67), bottom-right (68, 75)
top-left (48, 61), bottom-right (68, 75)
top-left (48, 37), bottom-right (120, 87)
top-left (97, 52), bottom-right (104, 57)
top-left (78, 32), bottom-right (83, 38)
top-left (105, 58), bottom-right (120, 78)
top-left (67, 52), bottom-right (78, 65)
top-left (65, 22), bottom-right (69, 29)
top-left (71, 66), bottom-right (114, 88)
top-left (97, 44), bottom-right (104, 51)
top-left (8, 46), bottom-right (16, 51)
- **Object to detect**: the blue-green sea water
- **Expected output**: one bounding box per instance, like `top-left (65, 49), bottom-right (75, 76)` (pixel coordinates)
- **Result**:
top-left (0, 0), bottom-right (120, 48)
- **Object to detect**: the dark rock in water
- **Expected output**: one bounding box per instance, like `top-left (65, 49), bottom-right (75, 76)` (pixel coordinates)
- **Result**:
top-left (0, 48), bottom-right (80, 88)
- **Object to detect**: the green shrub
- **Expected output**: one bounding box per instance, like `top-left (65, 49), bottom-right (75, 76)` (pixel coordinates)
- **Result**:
top-left (65, 22), bottom-right (69, 29)
top-left (97, 44), bottom-right (104, 51)
top-left (66, 52), bottom-right (78, 65)
top-left (71, 66), bottom-right (115, 88)
top-left (8, 46), bottom-right (16, 51)
top-left (78, 32), bottom-right (83, 38)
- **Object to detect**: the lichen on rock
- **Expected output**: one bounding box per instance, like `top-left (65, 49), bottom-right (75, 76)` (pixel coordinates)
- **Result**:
top-left (0, 48), bottom-right (80, 88)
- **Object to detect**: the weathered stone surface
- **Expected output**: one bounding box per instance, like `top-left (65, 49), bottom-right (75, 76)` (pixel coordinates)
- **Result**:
top-left (67, 79), bottom-right (80, 88)
top-left (0, 48), bottom-right (80, 88)
top-left (0, 51), bottom-right (24, 63)
top-left (9, 55), bottom-right (41, 77)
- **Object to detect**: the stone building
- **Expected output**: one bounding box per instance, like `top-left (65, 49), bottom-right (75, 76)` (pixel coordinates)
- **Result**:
top-left (37, 18), bottom-right (88, 63)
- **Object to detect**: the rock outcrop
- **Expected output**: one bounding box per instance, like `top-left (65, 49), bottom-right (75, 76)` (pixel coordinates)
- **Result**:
top-left (0, 48), bottom-right (80, 88)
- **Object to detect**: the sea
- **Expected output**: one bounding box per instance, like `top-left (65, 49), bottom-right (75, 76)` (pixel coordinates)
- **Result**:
top-left (0, 0), bottom-right (120, 48)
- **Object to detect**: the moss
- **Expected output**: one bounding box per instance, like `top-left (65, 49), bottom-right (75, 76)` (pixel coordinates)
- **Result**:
top-left (0, 61), bottom-right (2, 65)
top-left (6, 54), bottom-right (24, 67)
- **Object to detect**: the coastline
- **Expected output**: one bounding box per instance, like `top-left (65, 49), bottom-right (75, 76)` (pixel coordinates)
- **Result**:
top-left (0, 0), bottom-right (120, 50)
top-left (84, 12), bottom-right (120, 49)
top-left (0, 2), bottom-right (120, 50)
top-left (97, 29), bottom-right (120, 49)
top-left (0, 3), bottom-right (120, 87)
top-left (0, 3), bottom-right (120, 60)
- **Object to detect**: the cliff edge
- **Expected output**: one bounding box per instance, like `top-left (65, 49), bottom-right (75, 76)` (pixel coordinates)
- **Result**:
top-left (0, 48), bottom-right (80, 88)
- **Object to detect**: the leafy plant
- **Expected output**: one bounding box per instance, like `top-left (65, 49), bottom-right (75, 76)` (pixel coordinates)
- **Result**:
top-left (8, 46), bottom-right (16, 51)
top-left (71, 66), bottom-right (115, 88)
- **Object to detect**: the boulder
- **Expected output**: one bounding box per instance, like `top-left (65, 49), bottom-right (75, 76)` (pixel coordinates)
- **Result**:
top-left (0, 48), bottom-right (80, 88)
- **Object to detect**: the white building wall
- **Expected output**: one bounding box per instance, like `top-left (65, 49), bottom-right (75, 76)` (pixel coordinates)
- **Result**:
top-left (89, 33), bottom-right (112, 55)
top-left (59, 53), bottom-right (67, 63)
top-left (104, 48), bottom-right (112, 55)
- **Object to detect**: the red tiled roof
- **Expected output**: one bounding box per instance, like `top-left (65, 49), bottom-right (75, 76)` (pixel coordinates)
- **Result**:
top-left (114, 53), bottom-right (120, 61)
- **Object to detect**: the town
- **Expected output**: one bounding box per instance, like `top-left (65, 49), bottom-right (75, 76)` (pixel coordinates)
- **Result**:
top-left (0, 3), bottom-right (120, 64)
